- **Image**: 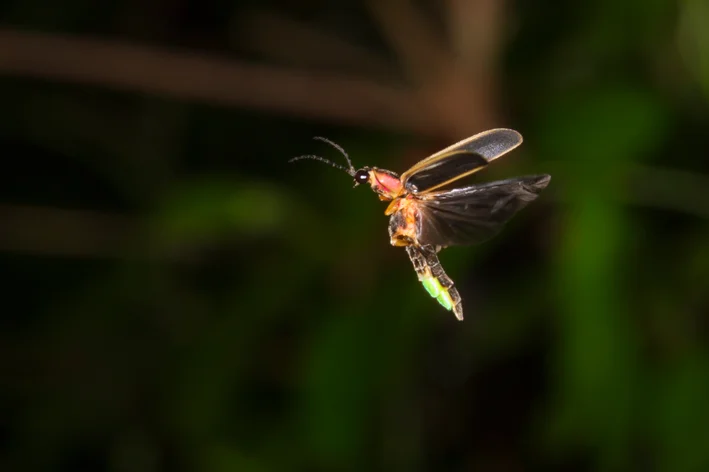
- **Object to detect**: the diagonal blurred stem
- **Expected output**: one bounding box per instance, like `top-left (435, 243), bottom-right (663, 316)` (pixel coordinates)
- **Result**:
top-left (366, 0), bottom-right (500, 138)
top-left (0, 28), bottom-right (436, 135)
top-left (237, 10), bottom-right (397, 79)
top-left (0, 204), bottom-right (144, 258)
top-left (366, 0), bottom-right (451, 85)
top-left (445, 0), bottom-right (505, 93)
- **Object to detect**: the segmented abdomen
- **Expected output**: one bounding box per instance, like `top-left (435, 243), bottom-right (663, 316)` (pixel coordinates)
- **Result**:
top-left (405, 245), bottom-right (463, 320)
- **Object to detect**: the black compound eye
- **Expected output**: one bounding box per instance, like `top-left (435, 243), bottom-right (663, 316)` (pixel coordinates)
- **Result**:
top-left (354, 169), bottom-right (370, 184)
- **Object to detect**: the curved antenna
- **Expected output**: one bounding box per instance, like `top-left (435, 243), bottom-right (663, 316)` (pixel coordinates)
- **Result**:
top-left (288, 154), bottom-right (354, 175)
top-left (288, 136), bottom-right (356, 176)
top-left (313, 137), bottom-right (354, 173)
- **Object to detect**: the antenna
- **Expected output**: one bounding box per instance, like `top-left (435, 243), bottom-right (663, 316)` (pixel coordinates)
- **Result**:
top-left (288, 137), bottom-right (356, 176)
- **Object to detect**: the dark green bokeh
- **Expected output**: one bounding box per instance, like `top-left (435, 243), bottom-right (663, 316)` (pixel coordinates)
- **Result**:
top-left (1, 1), bottom-right (709, 471)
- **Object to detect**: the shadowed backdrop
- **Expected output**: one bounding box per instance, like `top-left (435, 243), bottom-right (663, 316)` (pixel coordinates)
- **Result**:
top-left (1, 0), bottom-right (709, 471)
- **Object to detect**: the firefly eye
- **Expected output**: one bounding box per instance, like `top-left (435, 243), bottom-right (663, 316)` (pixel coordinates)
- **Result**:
top-left (354, 169), bottom-right (370, 184)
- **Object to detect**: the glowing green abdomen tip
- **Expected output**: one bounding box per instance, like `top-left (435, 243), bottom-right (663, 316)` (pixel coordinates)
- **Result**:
top-left (421, 276), bottom-right (453, 311)
top-left (422, 277), bottom-right (441, 297)
top-left (436, 291), bottom-right (453, 310)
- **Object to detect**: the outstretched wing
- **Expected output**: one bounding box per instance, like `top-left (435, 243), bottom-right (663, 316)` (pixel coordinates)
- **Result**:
top-left (414, 174), bottom-right (551, 247)
top-left (400, 128), bottom-right (523, 194)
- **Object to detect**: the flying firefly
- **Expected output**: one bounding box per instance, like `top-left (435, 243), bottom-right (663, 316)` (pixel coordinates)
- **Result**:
top-left (289, 129), bottom-right (550, 320)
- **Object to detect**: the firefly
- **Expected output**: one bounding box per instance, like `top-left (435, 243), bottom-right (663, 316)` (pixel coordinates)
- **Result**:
top-left (289, 129), bottom-right (550, 320)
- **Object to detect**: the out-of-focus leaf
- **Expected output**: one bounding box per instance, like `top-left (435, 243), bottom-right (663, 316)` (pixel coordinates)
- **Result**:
top-left (652, 354), bottom-right (709, 471)
top-left (538, 84), bottom-right (668, 467)
top-left (156, 180), bottom-right (287, 238)
top-left (201, 443), bottom-right (270, 472)
top-left (153, 178), bottom-right (337, 260)
top-left (297, 310), bottom-right (380, 466)
top-left (537, 85), bottom-right (668, 171)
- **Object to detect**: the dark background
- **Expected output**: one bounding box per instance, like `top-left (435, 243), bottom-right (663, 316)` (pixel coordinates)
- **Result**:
top-left (2, 1), bottom-right (709, 471)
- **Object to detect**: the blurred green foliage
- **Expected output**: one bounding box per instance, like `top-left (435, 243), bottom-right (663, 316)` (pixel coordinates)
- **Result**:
top-left (2, 1), bottom-right (709, 471)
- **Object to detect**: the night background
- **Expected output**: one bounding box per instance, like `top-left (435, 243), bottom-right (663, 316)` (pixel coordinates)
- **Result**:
top-left (1, 0), bottom-right (709, 471)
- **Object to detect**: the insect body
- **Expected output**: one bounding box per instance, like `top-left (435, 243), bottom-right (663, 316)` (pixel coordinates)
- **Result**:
top-left (290, 129), bottom-right (550, 320)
